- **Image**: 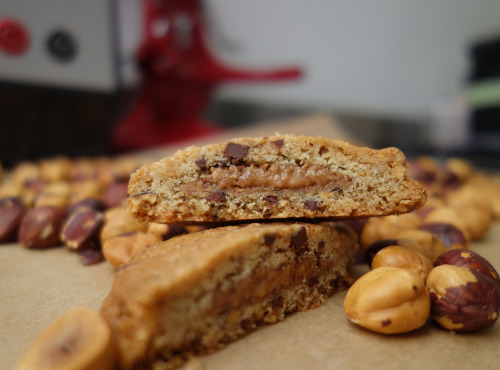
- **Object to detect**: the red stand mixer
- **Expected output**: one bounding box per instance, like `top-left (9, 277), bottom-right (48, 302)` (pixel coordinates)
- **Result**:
top-left (111, 0), bottom-right (302, 152)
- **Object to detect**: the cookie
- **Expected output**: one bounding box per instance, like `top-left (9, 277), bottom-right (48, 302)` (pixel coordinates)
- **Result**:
top-left (127, 134), bottom-right (426, 223)
top-left (100, 222), bottom-right (357, 369)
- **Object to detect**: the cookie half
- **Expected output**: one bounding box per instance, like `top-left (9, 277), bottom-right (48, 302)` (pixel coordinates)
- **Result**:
top-left (128, 134), bottom-right (426, 223)
top-left (100, 222), bottom-right (357, 369)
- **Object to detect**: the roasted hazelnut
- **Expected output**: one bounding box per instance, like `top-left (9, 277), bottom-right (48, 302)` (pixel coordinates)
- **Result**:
top-left (364, 238), bottom-right (421, 265)
top-left (343, 266), bottom-right (430, 334)
top-left (360, 214), bottom-right (421, 250)
top-left (446, 185), bottom-right (493, 218)
top-left (396, 229), bottom-right (447, 262)
top-left (434, 249), bottom-right (500, 287)
top-left (423, 206), bottom-right (470, 241)
top-left (419, 222), bottom-right (468, 251)
top-left (61, 207), bottom-right (105, 250)
top-left (448, 203), bottom-right (491, 241)
top-left (33, 182), bottom-right (72, 209)
top-left (443, 157), bottom-right (473, 184)
top-left (12, 161), bottom-right (40, 186)
top-left (408, 156), bottom-right (439, 184)
top-left (69, 181), bottom-right (103, 205)
top-left (18, 206), bottom-right (66, 248)
top-left (103, 181), bottom-right (129, 209)
top-left (67, 197), bottom-right (107, 216)
top-left (39, 156), bottom-right (72, 182)
top-left (102, 231), bottom-right (160, 268)
top-left (426, 264), bottom-right (500, 331)
top-left (147, 223), bottom-right (187, 241)
top-left (0, 197), bottom-right (26, 243)
top-left (100, 207), bottom-right (147, 244)
top-left (372, 246), bottom-right (433, 282)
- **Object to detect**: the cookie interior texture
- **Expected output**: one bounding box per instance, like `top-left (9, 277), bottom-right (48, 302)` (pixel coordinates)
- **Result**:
top-left (128, 134), bottom-right (427, 223)
top-left (100, 222), bottom-right (357, 369)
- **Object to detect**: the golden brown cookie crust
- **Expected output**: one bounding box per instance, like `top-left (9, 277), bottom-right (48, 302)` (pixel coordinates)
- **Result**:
top-left (128, 134), bottom-right (426, 223)
top-left (100, 222), bottom-right (357, 369)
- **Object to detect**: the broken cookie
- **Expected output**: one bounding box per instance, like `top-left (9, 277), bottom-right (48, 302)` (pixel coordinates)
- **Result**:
top-left (128, 134), bottom-right (426, 223)
top-left (100, 222), bottom-right (357, 369)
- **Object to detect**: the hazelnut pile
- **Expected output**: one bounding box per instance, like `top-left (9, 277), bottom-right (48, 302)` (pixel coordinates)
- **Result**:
top-left (343, 156), bottom-right (500, 334)
top-left (0, 156), bottom-right (204, 268)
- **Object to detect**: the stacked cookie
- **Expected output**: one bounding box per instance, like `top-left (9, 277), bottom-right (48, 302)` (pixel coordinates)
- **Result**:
top-left (100, 134), bottom-right (427, 369)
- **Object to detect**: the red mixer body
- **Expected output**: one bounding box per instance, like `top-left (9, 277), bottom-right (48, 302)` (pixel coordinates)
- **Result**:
top-left (112, 0), bottom-right (302, 151)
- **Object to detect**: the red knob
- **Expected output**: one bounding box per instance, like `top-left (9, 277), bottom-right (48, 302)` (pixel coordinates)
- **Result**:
top-left (0, 18), bottom-right (30, 55)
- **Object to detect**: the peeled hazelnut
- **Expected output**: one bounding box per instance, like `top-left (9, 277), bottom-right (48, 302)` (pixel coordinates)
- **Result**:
top-left (426, 264), bottom-right (500, 331)
top-left (396, 229), bottom-right (447, 262)
top-left (15, 306), bottom-right (116, 370)
top-left (446, 185), bottom-right (493, 218)
top-left (448, 203), bottom-right (491, 240)
top-left (18, 206), bottom-right (66, 248)
top-left (419, 222), bottom-right (468, 251)
top-left (39, 156), bottom-right (72, 182)
top-left (61, 207), bottom-right (105, 250)
top-left (102, 231), bottom-right (160, 268)
top-left (343, 266), bottom-right (430, 334)
top-left (33, 182), bottom-right (72, 209)
top-left (100, 208), bottom-right (147, 244)
top-left (70, 181), bottom-right (103, 205)
top-left (360, 214), bottom-right (421, 250)
top-left (0, 197), bottom-right (26, 243)
top-left (372, 246), bottom-right (433, 282)
top-left (147, 223), bottom-right (187, 241)
top-left (424, 206), bottom-right (470, 241)
top-left (12, 161), bottom-right (40, 187)
top-left (434, 249), bottom-right (500, 287)
top-left (364, 238), bottom-right (421, 264)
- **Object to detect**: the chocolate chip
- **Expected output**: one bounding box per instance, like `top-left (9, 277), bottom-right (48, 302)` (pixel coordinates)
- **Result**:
top-left (291, 227), bottom-right (308, 249)
top-left (271, 295), bottom-right (283, 309)
top-left (195, 159), bottom-right (207, 170)
top-left (308, 277), bottom-right (319, 287)
top-left (318, 241), bottom-right (325, 249)
top-left (319, 146), bottom-right (328, 155)
top-left (265, 195), bottom-right (278, 207)
top-left (381, 319), bottom-right (392, 327)
top-left (271, 139), bottom-right (284, 148)
top-left (264, 233), bottom-right (276, 246)
top-left (331, 185), bottom-right (343, 192)
top-left (224, 142), bottom-right (249, 163)
top-left (304, 199), bottom-right (319, 211)
top-left (206, 191), bottom-right (226, 203)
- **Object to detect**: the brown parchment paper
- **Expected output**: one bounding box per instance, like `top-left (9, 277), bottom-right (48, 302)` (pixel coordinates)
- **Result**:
top-left (1, 113), bottom-right (499, 370)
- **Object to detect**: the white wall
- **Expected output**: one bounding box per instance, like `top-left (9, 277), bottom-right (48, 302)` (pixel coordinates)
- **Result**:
top-left (207, 0), bottom-right (500, 121)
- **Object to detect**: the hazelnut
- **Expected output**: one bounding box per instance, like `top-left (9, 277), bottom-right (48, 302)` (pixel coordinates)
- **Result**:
top-left (448, 203), bottom-right (491, 241)
top-left (102, 231), bottom-right (161, 268)
top-left (12, 161), bottom-right (40, 186)
top-left (61, 207), bottom-right (105, 250)
top-left (69, 181), bottom-right (103, 205)
top-left (396, 229), bottom-right (447, 262)
top-left (371, 246), bottom-right (433, 282)
top-left (147, 223), bottom-right (187, 241)
top-left (426, 264), bottom-right (500, 331)
top-left (67, 197), bottom-right (107, 216)
top-left (419, 222), bottom-right (468, 251)
top-left (0, 197), bottom-right (26, 243)
top-left (434, 249), bottom-right (500, 287)
top-left (100, 208), bottom-right (147, 244)
top-left (18, 206), bottom-right (66, 248)
top-left (364, 238), bottom-right (421, 265)
top-left (423, 206), bottom-right (470, 241)
top-left (39, 156), bottom-right (72, 182)
top-left (360, 214), bottom-right (421, 251)
top-left (103, 181), bottom-right (129, 209)
top-left (443, 157), bottom-right (473, 184)
top-left (343, 266), bottom-right (430, 334)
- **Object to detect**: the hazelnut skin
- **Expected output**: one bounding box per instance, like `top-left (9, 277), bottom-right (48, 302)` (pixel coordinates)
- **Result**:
top-left (434, 249), bottom-right (500, 287)
top-left (426, 264), bottom-right (500, 332)
top-left (61, 207), bottom-right (105, 250)
top-left (419, 222), bottom-right (468, 251)
top-left (18, 206), bottom-right (66, 248)
top-left (0, 197), bottom-right (26, 243)
top-left (343, 266), bottom-right (430, 334)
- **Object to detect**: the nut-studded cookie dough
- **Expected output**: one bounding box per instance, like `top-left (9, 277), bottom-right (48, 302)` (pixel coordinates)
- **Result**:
top-left (100, 222), bottom-right (357, 369)
top-left (128, 134), bottom-right (426, 223)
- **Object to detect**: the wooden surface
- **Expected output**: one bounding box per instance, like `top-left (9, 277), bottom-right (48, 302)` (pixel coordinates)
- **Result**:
top-left (1, 114), bottom-right (499, 370)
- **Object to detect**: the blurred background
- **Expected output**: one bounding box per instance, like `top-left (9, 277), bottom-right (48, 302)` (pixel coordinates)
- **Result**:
top-left (1, 0), bottom-right (500, 167)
